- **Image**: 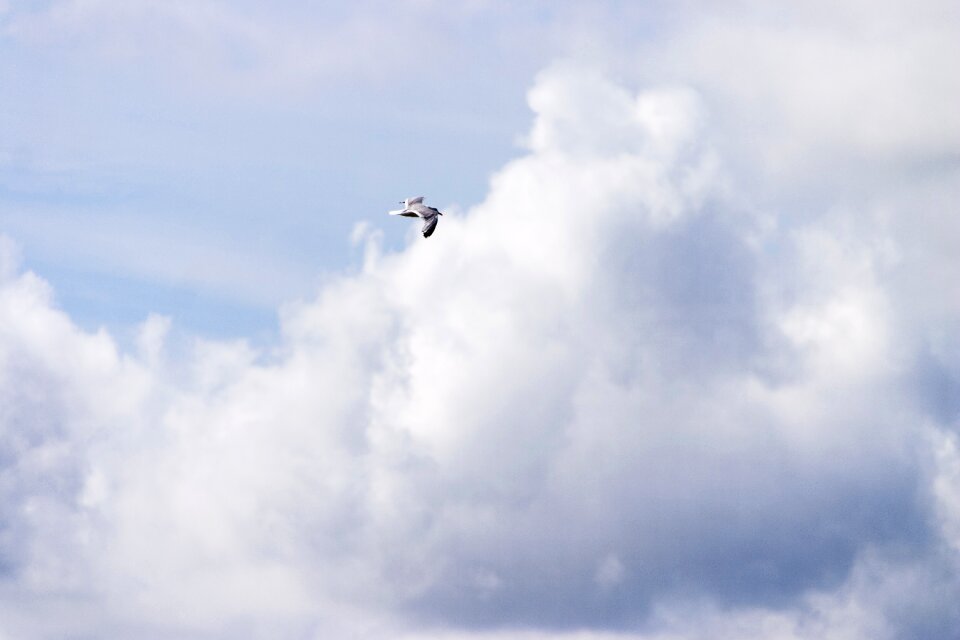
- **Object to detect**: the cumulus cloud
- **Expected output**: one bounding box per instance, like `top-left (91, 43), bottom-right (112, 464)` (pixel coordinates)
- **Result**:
top-left (642, 0), bottom-right (960, 170)
top-left (2, 2), bottom-right (960, 639)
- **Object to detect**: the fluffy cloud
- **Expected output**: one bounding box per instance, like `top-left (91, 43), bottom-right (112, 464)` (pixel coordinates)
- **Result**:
top-left (2, 3), bottom-right (960, 639)
top-left (641, 0), bottom-right (960, 175)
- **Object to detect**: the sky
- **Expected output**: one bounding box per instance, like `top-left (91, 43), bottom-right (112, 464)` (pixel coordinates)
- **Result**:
top-left (1, 1), bottom-right (959, 639)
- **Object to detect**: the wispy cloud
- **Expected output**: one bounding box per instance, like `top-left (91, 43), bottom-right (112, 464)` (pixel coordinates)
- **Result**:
top-left (1, 0), bottom-right (570, 96)
top-left (0, 208), bottom-right (314, 309)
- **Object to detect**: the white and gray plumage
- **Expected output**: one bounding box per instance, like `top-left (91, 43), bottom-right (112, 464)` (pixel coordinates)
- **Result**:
top-left (388, 196), bottom-right (444, 238)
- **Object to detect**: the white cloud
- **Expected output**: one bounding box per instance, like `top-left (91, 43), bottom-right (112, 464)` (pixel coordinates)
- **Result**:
top-left (933, 431), bottom-right (960, 555)
top-left (636, 0), bottom-right (960, 188)
top-left (1, 1), bottom-right (959, 638)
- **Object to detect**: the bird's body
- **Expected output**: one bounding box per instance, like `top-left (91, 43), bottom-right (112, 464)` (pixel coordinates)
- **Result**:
top-left (388, 196), bottom-right (443, 238)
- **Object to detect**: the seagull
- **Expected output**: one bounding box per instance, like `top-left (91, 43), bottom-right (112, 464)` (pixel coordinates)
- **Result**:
top-left (388, 196), bottom-right (444, 238)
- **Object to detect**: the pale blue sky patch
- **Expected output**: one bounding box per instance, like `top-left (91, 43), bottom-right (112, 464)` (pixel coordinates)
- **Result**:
top-left (2, 2), bottom-right (960, 639)
top-left (1, 0), bottom-right (611, 335)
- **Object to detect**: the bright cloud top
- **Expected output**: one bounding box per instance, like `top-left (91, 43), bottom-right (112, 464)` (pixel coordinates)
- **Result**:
top-left (2, 2), bottom-right (960, 639)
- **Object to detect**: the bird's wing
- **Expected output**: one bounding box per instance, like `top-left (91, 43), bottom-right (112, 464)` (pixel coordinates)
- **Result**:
top-left (408, 203), bottom-right (436, 217)
top-left (388, 208), bottom-right (421, 217)
top-left (406, 196), bottom-right (424, 206)
top-left (421, 215), bottom-right (439, 238)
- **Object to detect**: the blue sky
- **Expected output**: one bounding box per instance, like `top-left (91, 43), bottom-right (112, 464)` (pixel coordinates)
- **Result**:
top-left (2, 1), bottom-right (960, 639)
top-left (1, 2), bottom-right (517, 333)
top-left (1, 2), bottom-right (664, 338)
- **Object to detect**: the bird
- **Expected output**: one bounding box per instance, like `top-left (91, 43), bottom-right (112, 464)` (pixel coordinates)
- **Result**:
top-left (388, 196), bottom-right (444, 238)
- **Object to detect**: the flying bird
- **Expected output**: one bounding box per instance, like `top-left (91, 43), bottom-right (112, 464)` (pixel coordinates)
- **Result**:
top-left (388, 196), bottom-right (444, 238)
